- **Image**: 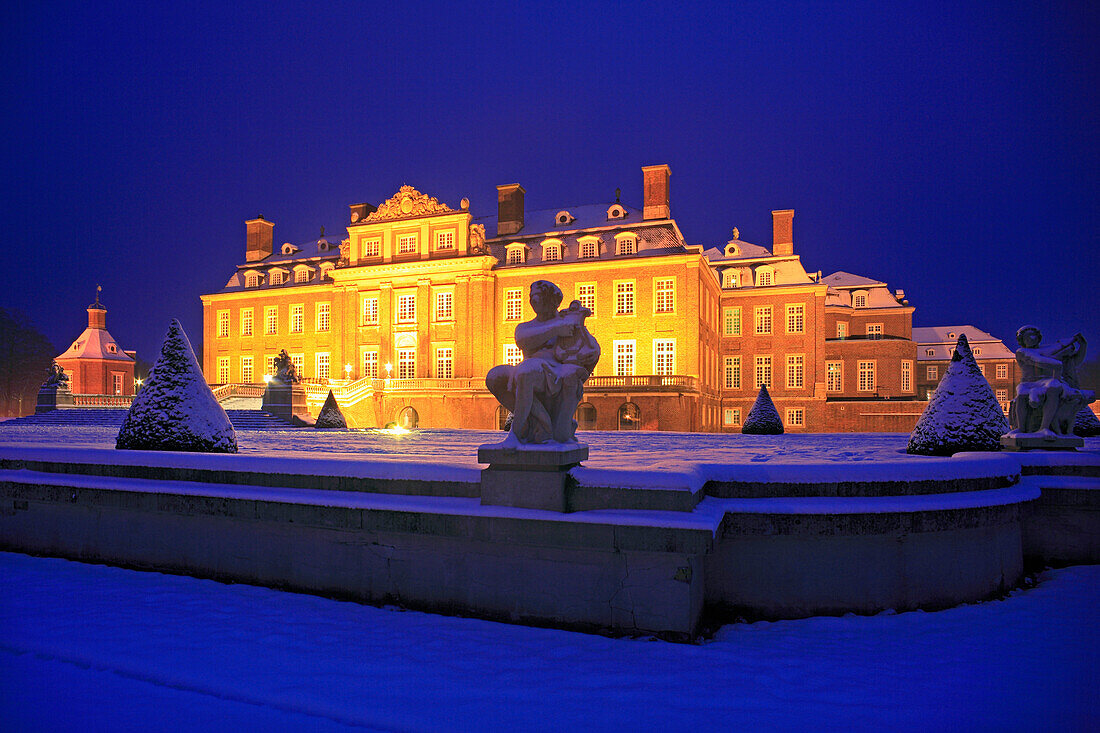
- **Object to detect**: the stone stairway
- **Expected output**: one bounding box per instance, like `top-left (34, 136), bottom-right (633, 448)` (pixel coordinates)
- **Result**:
top-left (6, 408), bottom-right (303, 431)
top-left (223, 409), bottom-right (305, 430)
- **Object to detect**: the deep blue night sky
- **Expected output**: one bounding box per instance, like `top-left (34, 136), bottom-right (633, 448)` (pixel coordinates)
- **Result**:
top-left (2, 1), bottom-right (1097, 364)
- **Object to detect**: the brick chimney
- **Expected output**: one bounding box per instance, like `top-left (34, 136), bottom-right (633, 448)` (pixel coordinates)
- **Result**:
top-left (641, 164), bottom-right (671, 220)
top-left (497, 184), bottom-right (525, 236)
top-left (245, 216), bottom-right (274, 262)
top-left (771, 209), bottom-right (794, 256)
top-left (349, 202), bottom-right (376, 223)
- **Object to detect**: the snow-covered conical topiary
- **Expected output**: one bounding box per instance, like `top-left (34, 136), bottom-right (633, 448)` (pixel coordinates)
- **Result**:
top-left (742, 384), bottom-right (784, 435)
top-left (116, 319), bottom-right (237, 453)
top-left (907, 333), bottom-right (1007, 455)
top-left (314, 390), bottom-right (347, 429)
top-left (1074, 407), bottom-right (1100, 437)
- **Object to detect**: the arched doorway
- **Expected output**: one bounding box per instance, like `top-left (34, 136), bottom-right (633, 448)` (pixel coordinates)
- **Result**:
top-left (618, 402), bottom-right (640, 431)
top-left (397, 406), bottom-right (419, 429)
top-left (576, 402), bottom-right (596, 431)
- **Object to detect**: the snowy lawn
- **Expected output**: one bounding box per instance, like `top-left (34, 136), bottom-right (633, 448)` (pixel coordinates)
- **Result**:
top-left (0, 552), bottom-right (1096, 731)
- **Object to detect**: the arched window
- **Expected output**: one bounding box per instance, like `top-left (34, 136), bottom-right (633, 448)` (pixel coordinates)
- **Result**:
top-left (723, 270), bottom-right (739, 288)
top-left (756, 267), bottom-right (774, 287)
top-left (578, 236), bottom-right (600, 259)
top-left (245, 272), bottom-right (259, 288)
top-left (541, 239), bottom-right (563, 262)
top-left (853, 293), bottom-right (867, 308)
top-left (614, 232), bottom-right (638, 255)
top-left (397, 406), bottom-right (419, 429)
top-left (319, 263), bottom-right (335, 280)
top-left (618, 402), bottom-right (640, 430)
top-left (576, 402), bottom-right (596, 431)
top-left (926, 348), bottom-right (935, 356)
top-left (506, 244), bottom-right (526, 264)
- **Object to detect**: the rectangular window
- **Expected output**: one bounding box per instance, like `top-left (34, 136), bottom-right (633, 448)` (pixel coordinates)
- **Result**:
top-left (316, 303), bottom-right (330, 332)
top-left (853, 294), bottom-right (867, 308)
top-left (615, 281), bottom-right (635, 315)
top-left (724, 356), bottom-right (742, 390)
top-left (397, 293), bottom-right (416, 323)
top-left (866, 323), bottom-right (883, 339)
top-left (435, 291), bottom-right (453, 321)
top-left (397, 349), bottom-right (416, 379)
top-left (580, 240), bottom-right (598, 259)
top-left (543, 243), bottom-right (562, 262)
top-left (786, 304), bottom-right (805, 334)
top-left (826, 361), bottom-right (843, 392)
top-left (505, 289), bottom-right (523, 321)
top-left (901, 361), bottom-right (912, 392)
top-left (315, 353), bottom-right (330, 380)
top-left (245, 273), bottom-right (259, 288)
top-left (728, 408), bottom-right (742, 426)
top-left (362, 297), bottom-right (379, 325)
top-left (754, 355), bottom-right (772, 388)
top-left (295, 269), bottom-right (310, 283)
top-left (786, 354), bottom-right (804, 389)
top-left (654, 339), bottom-right (675, 376)
top-left (577, 283), bottom-right (596, 317)
top-left (723, 307), bottom-right (742, 336)
top-left (978, 364), bottom-right (986, 376)
top-left (996, 364), bottom-right (1008, 380)
top-left (217, 357), bottom-right (230, 383)
top-left (217, 310), bottom-right (230, 338)
top-left (269, 271), bottom-right (284, 286)
top-left (265, 306), bottom-right (278, 335)
top-left (755, 306), bottom-right (772, 335)
top-left (241, 356), bottom-right (253, 384)
top-left (786, 408), bottom-right (804, 427)
top-left (240, 309), bottom-right (253, 337)
top-left (837, 322), bottom-right (848, 338)
top-left (996, 388), bottom-right (1008, 401)
top-left (616, 236), bottom-right (637, 255)
top-left (291, 353), bottom-right (304, 379)
top-left (756, 269), bottom-right (773, 287)
top-left (858, 361), bottom-right (876, 392)
top-left (436, 347), bottom-right (453, 379)
top-left (362, 238), bottom-right (381, 258)
top-left (397, 234), bottom-right (418, 255)
top-left (435, 230), bottom-right (454, 250)
top-left (266, 354), bottom-right (277, 375)
top-left (504, 344), bottom-right (522, 366)
top-left (927, 365), bottom-right (939, 380)
top-left (112, 373), bottom-right (123, 395)
top-left (614, 341), bottom-right (636, 376)
top-left (723, 270), bottom-right (739, 288)
top-left (654, 278), bottom-right (675, 314)
top-left (290, 304), bottom-right (304, 333)
top-left (363, 351), bottom-right (378, 379)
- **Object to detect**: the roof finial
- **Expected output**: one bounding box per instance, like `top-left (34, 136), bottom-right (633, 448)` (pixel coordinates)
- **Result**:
top-left (319, 225), bottom-right (325, 238)
top-left (731, 227), bottom-right (740, 240)
top-left (95, 284), bottom-right (102, 306)
top-left (615, 187), bottom-right (621, 203)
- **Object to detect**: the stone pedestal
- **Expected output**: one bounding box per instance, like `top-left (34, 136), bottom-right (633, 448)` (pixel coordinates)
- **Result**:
top-left (1000, 434), bottom-right (1083, 451)
top-left (35, 386), bottom-right (73, 413)
top-left (261, 381), bottom-right (308, 421)
top-left (478, 442), bottom-right (588, 513)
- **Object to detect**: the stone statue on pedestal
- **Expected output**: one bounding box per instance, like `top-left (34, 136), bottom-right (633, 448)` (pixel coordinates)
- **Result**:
top-left (486, 281), bottom-right (600, 445)
top-left (1003, 326), bottom-right (1095, 449)
top-left (262, 349), bottom-right (308, 423)
top-left (272, 349), bottom-right (300, 384)
top-left (44, 362), bottom-right (70, 389)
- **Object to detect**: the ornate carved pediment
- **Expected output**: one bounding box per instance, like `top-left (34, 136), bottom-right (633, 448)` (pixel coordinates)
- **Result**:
top-left (365, 185), bottom-right (454, 222)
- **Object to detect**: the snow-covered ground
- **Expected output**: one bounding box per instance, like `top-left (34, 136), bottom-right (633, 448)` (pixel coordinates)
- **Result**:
top-left (0, 552), bottom-right (1096, 731)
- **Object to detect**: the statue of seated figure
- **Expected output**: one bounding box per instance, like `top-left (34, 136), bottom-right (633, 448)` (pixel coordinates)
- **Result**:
top-left (487, 281), bottom-right (600, 444)
top-left (272, 349), bottom-right (300, 384)
top-left (43, 361), bottom-right (70, 389)
top-left (1007, 326), bottom-right (1094, 439)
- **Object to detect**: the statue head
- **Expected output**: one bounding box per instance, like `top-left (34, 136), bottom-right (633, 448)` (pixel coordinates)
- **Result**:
top-left (529, 280), bottom-right (563, 318)
top-left (1016, 325), bottom-right (1042, 349)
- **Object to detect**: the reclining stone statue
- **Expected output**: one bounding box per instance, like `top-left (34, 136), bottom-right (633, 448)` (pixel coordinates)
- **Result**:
top-left (486, 280), bottom-right (600, 445)
top-left (1005, 326), bottom-right (1094, 442)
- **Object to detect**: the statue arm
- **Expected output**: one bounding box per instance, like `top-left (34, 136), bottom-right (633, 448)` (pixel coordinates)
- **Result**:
top-left (515, 318), bottom-right (573, 355)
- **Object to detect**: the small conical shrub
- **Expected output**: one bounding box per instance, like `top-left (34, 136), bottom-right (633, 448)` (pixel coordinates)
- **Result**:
top-left (1074, 407), bottom-right (1100, 437)
top-left (907, 333), bottom-right (1007, 455)
top-left (314, 390), bottom-right (347, 428)
top-left (116, 320), bottom-right (237, 453)
top-left (742, 384), bottom-right (784, 435)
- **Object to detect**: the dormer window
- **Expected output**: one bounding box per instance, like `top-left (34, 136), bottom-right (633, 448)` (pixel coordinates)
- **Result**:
top-left (555, 211), bottom-right (574, 226)
top-left (106, 343), bottom-right (117, 354)
top-left (269, 270), bottom-right (286, 286)
top-left (281, 243), bottom-right (300, 255)
top-left (725, 241), bottom-right (741, 257)
top-left (974, 347), bottom-right (982, 356)
top-left (723, 270), bottom-right (740, 288)
top-left (317, 239), bottom-right (331, 252)
top-left (542, 239), bottom-right (563, 262)
top-left (245, 272), bottom-right (260, 288)
top-left (578, 236), bottom-right (600, 259)
top-left (294, 268), bottom-right (311, 283)
top-left (853, 293), bottom-right (867, 308)
top-left (926, 348), bottom-right (935, 356)
top-left (948, 332), bottom-right (957, 339)
top-left (319, 263), bottom-right (334, 280)
top-left (756, 267), bottom-right (774, 287)
top-left (615, 233), bottom-right (638, 256)
top-left (505, 243), bottom-right (527, 265)
top-left (607, 203), bottom-right (627, 220)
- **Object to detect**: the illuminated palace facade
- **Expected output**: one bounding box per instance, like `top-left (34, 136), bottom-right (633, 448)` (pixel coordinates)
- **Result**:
top-left (201, 165), bottom-right (931, 432)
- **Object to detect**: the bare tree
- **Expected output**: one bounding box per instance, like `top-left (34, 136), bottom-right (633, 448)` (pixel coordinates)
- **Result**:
top-left (0, 309), bottom-right (57, 417)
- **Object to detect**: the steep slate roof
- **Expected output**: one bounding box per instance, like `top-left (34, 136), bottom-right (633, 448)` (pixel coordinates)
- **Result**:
top-left (481, 202), bottom-right (645, 238)
top-left (57, 309), bottom-right (135, 363)
top-left (487, 221), bottom-right (687, 268)
top-left (820, 271), bottom-right (886, 288)
top-left (703, 240), bottom-right (773, 261)
top-left (220, 236), bottom-right (341, 293)
top-left (913, 326), bottom-right (1015, 360)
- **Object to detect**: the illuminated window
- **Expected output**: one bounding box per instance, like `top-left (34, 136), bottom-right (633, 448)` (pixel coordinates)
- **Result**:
top-left (926, 348), bottom-right (935, 356)
top-left (290, 304), bottom-right (303, 333)
top-left (269, 270), bottom-right (285, 285)
top-left (505, 289), bottom-right (523, 321)
top-left (901, 360), bottom-right (912, 392)
top-left (362, 351), bottom-right (378, 379)
top-left (397, 293), bottom-right (416, 323)
top-left (543, 240), bottom-right (562, 262)
top-left (826, 361), bottom-right (842, 392)
top-left (241, 356), bottom-right (253, 384)
top-left (295, 269), bottom-right (310, 283)
top-left (245, 272), bottom-right (259, 288)
top-left (858, 361), bottom-right (876, 391)
top-left (996, 364), bottom-right (1008, 380)
top-left (866, 323), bottom-right (883, 339)
top-left (362, 238), bottom-right (381, 258)
top-left (316, 302), bottom-right (330, 332)
top-left (723, 307), bottom-right (742, 336)
top-left (616, 235), bottom-right (638, 255)
top-left (723, 270), bottom-right (739, 288)
top-left (435, 230), bottom-right (455, 250)
top-left (724, 355), bottom-right (741, 390)
top-left (786, 408), bottom-right (804, 427)
top-left (435, 291), bottom-right (453, 321)
top-left (654, 278), bottom-right (675, 313)
top-left (579, 239), bottom-right (598, 259)
top-left (398, 234), bottom-right (418, 255)
top-left (755, 306), bottom-right (772, 335)
top-left (504, 344), bottom-right (522, 366)
top-left (320, 263), bottom-right (334, 281)
top-left (217, 357), bottom-right (230, 384)
top-left (615, 281), bottom-right (635, 316)
top-left (724, 408), bottom-right (742, 427)
top-left (265, 306), bottom-right (278, 335)
top-left (614, 341), bottom-right (635, 376)
top-left (316, 352), bottom-right (330, 380)
top-left (654, 339), bottom-right (675, 376)
top-left (786, 304), bottom-right (804, 334)
top-left (927, 365), bottom-right (938, 380)
top-left (240, 309), bottom-right (253, 337)
top-left (755, 355), bottom-right (772, 388)
top-left (397, 349), bottom-right (415, 379)
top-left (217, 310), bottom-right (230, 338)
top-left (577, 283), bottom-right (596, 317)
top-left (837, 322), bottom-right (849, 338)
top-left (786, 354), bottom-right (804, 389)
top-left (756, 268), bottom-right (774, 287)
top-left (506, 245), bottom-right (526, 264)
top-left (853, 293), bottom-right (867, 308)
top-left (362, 297), bottom-right (378, 325)
top-left (435, 347), bottom-right (453, 379)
